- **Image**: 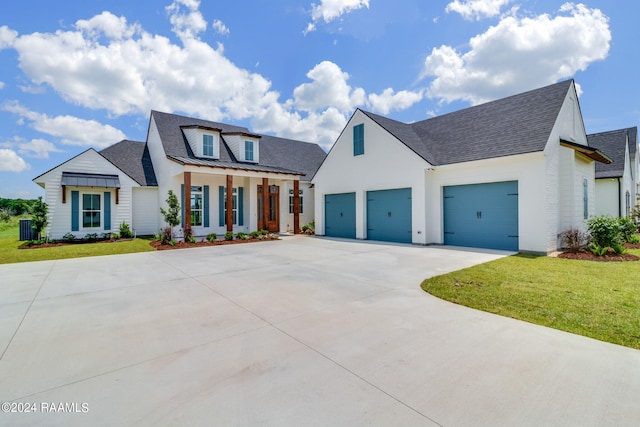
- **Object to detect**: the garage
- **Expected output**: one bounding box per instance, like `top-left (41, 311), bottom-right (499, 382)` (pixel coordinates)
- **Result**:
top-left (443, 181), bottom-right (518, 251)
top-left (324, 193), bottom-right (356, 238)
top-left (366, 188), bottom-right (412, 243)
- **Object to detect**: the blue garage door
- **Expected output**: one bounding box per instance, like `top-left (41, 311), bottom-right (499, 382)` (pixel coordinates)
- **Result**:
top-left (367, 188), bottom-right (412, 243)
top-left (443, 181), bottom-right (518, 251)
top-left (325, 193), bottom-right (356, 238)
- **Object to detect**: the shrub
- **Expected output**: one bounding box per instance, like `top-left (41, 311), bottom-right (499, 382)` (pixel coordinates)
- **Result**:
top-left (587, 215), bottom-right (622, 250)
top-left (559, 228), bottom-right (590, 253)
top-left (160, 226), bottom-right (173, 245)
top-left (618, 217), bottom-right (637, 243)
top-left (30, 196), bottom-right (48, 240)
top-left (628, 234), bottom-right (640, 244)
top-left (206, 233), bottom-right (218, 242)
top-left (259, 229), bottom-right (269, 235)
top-left (589, 243), bottom-right (608, 256)
top-left (224, 231), bottom-right (234, 241)
top-left (0, 208), bottom-right (11, 223)
top-left (84, 233), bottom-right (99, 241)
top-left (119, 222), bottom-right (134, 238)
top-left (182, 226), bottom-right (195, 243)
top-left (111, 233), bottom-right (120, 240)
top-left (301, 221), bottom-right (315, 235)
top-left (631, 205), bottom-right (640, 229)
top-left (62, 232), bottom-right (76, 242)
top-left (612, 242), bottom-right (627, 255)
top-left (249, 231), bottom-right (260, 239)
top-left (236, 232), bottom-right (247, 240)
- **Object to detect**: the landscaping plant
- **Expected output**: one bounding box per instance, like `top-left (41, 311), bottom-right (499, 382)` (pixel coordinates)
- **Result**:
top-left (159, 190), bottom-right (181, 243)
top-left (224, 231), bottom-right (234, 241)
top-left (586, 215), bottom-right (621, 254)
top-left (119, 221), bottom-right (134, 238)
top-left (559, 228), bottom-right (589, 253)
top-left (206, 233), bottom-right (217, 242)
top-left (30, 196), bottom-right (48, 240)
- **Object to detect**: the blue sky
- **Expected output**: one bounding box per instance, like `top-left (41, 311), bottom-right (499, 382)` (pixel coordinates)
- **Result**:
top-left (1, 0), bottom-right (638, 198)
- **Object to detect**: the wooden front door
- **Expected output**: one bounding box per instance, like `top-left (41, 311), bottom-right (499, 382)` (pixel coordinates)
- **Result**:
top-left (258, 185), bottom-right (280, 232)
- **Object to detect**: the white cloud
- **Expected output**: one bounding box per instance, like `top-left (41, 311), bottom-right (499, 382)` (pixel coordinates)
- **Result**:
top-left (18, 138), bottom-right (63, 159)
top-left (368, 88), bottom-right (425, 115)
top-left (0, 149), bottom-right (29, 172)
top-left (75, 11), bottom-right (140, 39)
top-left (212, 19), bottom-right (229, 35)
top-left (293, 61), bottom-right (365, 114)
top-left (0, 81), bottom-right (4, 89)
top-left (445, 0), bottom-right (512, 20)
top-left (166, 0), bottom-right (207, 40)
top-left (311, 0), bottom-right (370, 23)
top-left (0, 25), bottom-right (17, 49)
top-left (3, 102), bottom-right (126, 148)
top-left (422, 3), bottom-right (611, 105)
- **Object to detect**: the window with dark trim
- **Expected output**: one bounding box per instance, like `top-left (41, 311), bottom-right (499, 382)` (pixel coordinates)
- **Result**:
top-left (191, 186), bottom-right (203, 226)
top-left (353, 123), bottom-right (364, 156)
top-left (289, 190), bottom-right (303, 214)
top-left (203, 134), bottom-right (214, 157)
top-left (245, 140), bottom-right (254, 161)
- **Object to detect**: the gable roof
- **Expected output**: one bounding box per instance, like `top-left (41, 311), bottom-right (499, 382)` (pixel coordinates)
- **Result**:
top-left (587, 128), bottom-right (630, 179)
top-left (150, 110), bottom-right (326, 180)
top-left (361, 79), bottom-right (576, 166)
top-left (100, 140), bottom-right (158, 186)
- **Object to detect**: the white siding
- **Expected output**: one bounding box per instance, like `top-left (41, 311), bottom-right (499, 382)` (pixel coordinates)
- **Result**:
top-left (281, 181), bottom-right (314, 232)
top-left (183, 128), bottom-right (220, 159)
top-left (595, 179), bottom-right (620, 217)
top-left (223, 134), bottom-right (259, 163)
top-left (132, 187), bottom-right (159, 235)
top-left (35, 149), bottom-right (139, 240)
top-left (313, 110), bottom-right (430, 243)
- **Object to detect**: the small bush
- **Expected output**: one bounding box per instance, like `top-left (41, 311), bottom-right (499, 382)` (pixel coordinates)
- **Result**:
top-left (62, 232), bottom-right (76, 242)
top-left (249, 231), bottom-right (260, 239)
top-left (628, 234), bottom-right (640, 244)
top-left (168, 239), bottom-right (176, 246)
top-left (206, 233), bottom-right (218, 242)
top-left (111, 233), bottom-right (120, 240)
top-left (612, 242), bottom-right (627, 255)
top-left (618, 217), bottom-right (637, 243)
top-left (224, 231), bottom-right (234, 241)
top-left (236, 232), bottom-right (247, 240)
top-left (630, 205), bottom-right (640, 229)
top-left (259, 229), bottom-right (269, 235)
top-left (589, 243), bottom-right (608, 256)
top-left (559, 228), bottom-right (589, 253)
top-left (301, 221), bottom-right (315, 235)
top-left (160, 226), bottom-right (173, 245)
top-left (587, 215), bottom-right (622, 250)
top-left (0, 209), bottom-right (11, 223)
top-left (119, 222), bottom-right (134, 238)
top-left (182, 226), bottom-right (194, 243)
top-left (84, 233), bottom-right (99, 241)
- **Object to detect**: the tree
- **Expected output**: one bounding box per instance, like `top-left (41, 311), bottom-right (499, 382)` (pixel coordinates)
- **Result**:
top-left (159, 190), bottom-right (181, 241)
top-left (30, 196), bottom-right (48, 240)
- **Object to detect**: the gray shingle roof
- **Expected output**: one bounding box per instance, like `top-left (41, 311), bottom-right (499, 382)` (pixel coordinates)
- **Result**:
top-left (100, 140), bottom-right (158, 186)
top-left (587, 128), bottom-right (630, 179)
top-left (362, 79), bottom-right (575, 166)
top-left (150, 110), bottom-right (326, 180)
top-left (627, 127), bottom-right (638, 158)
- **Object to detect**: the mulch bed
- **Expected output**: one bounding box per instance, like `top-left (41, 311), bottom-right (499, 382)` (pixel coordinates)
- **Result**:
top-left (18, 238), bottom-right (130, 249)
top-left (557, 243), bottom-right (640, 262)
top-left (149, 237), bottom-right (278, 250)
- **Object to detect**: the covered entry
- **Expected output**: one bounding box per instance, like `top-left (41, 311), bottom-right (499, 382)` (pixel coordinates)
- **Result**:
top-left (366, 188), bottom-right (412, 243)
top-left (324, 193), bottom-right (356, 238)
top-left (443, 181), bottom-right (519, 251)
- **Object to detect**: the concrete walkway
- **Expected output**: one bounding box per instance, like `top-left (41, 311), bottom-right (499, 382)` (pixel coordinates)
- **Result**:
top-left (1, 236), bottom-right (639, 426)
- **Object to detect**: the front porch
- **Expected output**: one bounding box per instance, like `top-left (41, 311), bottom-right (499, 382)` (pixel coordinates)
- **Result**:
top-left (175, 168), bottom-right (305, 237)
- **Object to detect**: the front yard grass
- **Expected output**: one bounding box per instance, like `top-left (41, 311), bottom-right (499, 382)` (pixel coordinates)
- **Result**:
top-left (421, 252), bottom-right (640, 350)
top-left (0, 221), bottom-right (155, 264)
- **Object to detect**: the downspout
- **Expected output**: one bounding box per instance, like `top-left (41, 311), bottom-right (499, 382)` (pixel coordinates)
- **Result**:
top-left (618, 178), bottom-right (622, 218)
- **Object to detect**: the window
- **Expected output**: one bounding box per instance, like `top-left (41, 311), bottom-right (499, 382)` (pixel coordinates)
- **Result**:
top-left (82, 194), bottom-right (101, 228)
top-left (203, 134), bottom-right (214, 157)
top-left (289, 189), bottom-right (303, 214)
top-left (583, 179), bottom-right (588, 219)
top-left (191, 186), bottom-right (203, 226)
top-left (224, 188), bottom-right (238, 225)
top-left (626, 191), bottom-right (631, 217)
top-left (353, 123), bottom-right (364, 156)
top-left (245, 140), bottom-right (254, 161)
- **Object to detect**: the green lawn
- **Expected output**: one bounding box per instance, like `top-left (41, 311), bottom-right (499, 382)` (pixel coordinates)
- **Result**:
top-left (0, 220), bottom-right (155, 264)
top-left (422, 252), bottom-right (640, 350)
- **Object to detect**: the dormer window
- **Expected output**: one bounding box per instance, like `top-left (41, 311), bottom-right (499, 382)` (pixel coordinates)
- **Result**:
top-left (203, 134), bottom-right (214, 157)
top-left (245, 140), bottom-right (254, 161)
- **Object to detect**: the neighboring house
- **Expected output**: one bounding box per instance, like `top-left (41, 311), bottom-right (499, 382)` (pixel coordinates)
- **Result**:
top-left (588, 127), bottom-right (639, 217)
top-left (34, 111), bottom-right (326, 240)
top-left (312, 80), bottom-right (612, 254)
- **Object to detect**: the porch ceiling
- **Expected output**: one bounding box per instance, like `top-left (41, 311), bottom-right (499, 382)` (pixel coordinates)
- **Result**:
top-left (168, 155), bottom-right (304, 178)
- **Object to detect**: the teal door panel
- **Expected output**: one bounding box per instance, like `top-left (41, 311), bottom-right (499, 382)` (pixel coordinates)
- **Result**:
top-left (366, 188), bottom-right (412, 243)
top-left (443, 181), bottom-right (518, 251)
top-left (325, 193), bottom-right (356, 238)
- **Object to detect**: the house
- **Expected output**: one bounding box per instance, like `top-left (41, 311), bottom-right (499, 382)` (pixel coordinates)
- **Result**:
top-left (587, 127), bottom-right (639, 217)
top-left (312, 79), bottom-right (612, 254)
top-left (33, 111), bottom-right (326, 240)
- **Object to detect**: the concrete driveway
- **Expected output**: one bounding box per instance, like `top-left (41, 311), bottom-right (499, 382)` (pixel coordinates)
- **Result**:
top-left (1, 236), bottom-right (639, 426)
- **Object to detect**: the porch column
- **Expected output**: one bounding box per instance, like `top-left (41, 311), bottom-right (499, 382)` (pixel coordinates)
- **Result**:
top-left (293, 180), bottom-right (300, 234)
top-left (262, 177), bottom-right (269, 230)
top-left (184, 172), bottom-right (191, 229)
top-left (226, 174), bottom-right (233, 232)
